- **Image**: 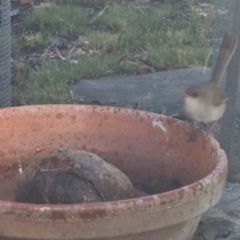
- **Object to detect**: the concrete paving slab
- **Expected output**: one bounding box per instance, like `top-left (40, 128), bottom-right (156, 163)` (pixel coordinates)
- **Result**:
top-left (193, 182), bottom-right (240, 240)
top-left (69, 68), bottom-right (214, 116)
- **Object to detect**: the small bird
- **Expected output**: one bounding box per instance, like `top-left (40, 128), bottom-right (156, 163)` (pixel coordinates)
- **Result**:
top-left (183, 32), bottom-right (238, 142)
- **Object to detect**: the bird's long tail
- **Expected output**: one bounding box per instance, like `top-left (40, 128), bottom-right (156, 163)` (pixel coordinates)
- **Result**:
top-left (210, 32), bottom-right (238, 86)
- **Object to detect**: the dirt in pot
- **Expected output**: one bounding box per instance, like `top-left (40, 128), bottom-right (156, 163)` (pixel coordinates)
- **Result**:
top-left (132, 178), bottom-right (182, 195)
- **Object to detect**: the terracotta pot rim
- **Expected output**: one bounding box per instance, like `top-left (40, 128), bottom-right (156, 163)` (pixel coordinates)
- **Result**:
top-left (0, 105), bottom-right (228, 219)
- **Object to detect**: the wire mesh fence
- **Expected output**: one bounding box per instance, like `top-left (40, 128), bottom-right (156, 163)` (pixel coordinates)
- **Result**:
top-left (6, 0), bottom-right (240, 178)
top-left (0, 0), bottom-right (11, 107)
top-left (212, 0), bottom-right (240, 181)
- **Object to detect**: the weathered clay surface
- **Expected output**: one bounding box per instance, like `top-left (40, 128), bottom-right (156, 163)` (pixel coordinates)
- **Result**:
top-left (0, 105), bottom-right (227, 240)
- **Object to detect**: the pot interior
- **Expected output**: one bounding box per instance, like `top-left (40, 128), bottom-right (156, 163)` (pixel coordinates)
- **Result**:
top-left (0, 105), bottom-right (218, 202)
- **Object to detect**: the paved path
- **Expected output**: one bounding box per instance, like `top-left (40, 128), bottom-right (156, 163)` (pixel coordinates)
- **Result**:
top-left (69, 68), bottom-right (211, 116)
top-left (69, 67), bottom-right (229, 116)
top-left (193, 182), bottom-right (240, 240)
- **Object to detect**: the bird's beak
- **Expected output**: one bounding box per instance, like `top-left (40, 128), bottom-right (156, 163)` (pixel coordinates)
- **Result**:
top-left (182, 93), bottom-right (188, 98)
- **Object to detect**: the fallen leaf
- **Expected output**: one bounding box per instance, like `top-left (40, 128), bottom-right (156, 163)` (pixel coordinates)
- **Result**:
top-left (199, 3), bottom-right (210, 8)
top-left (33, 2), bottom-right (55, 9)
top-left (117, 55), bottom-right (127, 66)
top-left (10, 8), bottom-right (19, 17)
top-left (20, 0), bottom-right (37, 6)
top-left (55, 47), bottom-right (66, 61)
top-left (70, 60), bottom-right (78, 64)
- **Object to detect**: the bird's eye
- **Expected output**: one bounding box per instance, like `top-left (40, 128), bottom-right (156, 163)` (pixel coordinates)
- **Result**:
top-left (192, 93), bottom-right (198, 97)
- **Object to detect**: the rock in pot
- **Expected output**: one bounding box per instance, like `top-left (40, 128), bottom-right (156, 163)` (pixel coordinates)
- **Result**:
top-left (15, 148), bottom-right (137, 204)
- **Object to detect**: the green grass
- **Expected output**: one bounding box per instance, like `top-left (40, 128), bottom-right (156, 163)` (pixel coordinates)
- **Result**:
top-left (12, 1), bottom-right (215, 105)
top-left (25, 5), bottom-right (89, 36)
top-left (12, 55), bottom-right (139, 105)
top-left (22, 33), bottom-right (51, 49)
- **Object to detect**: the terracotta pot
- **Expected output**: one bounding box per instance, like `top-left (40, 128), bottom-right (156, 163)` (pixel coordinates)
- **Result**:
top-left (0, 105), bottom-right (227, 240)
